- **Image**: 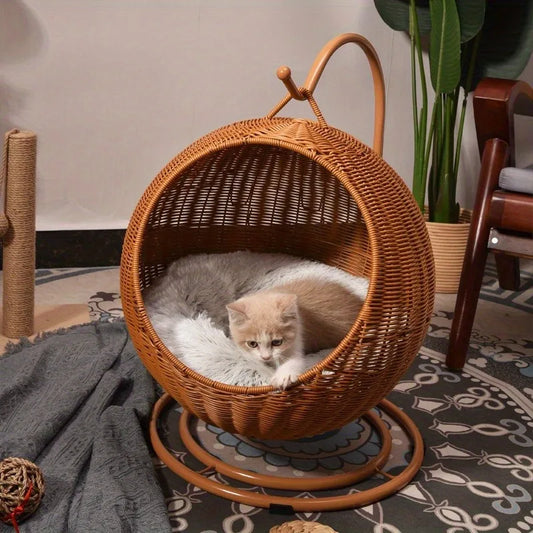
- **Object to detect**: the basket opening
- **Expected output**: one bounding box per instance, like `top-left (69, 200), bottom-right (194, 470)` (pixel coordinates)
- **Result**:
top-left (139, 143), bottom-right (371, 291)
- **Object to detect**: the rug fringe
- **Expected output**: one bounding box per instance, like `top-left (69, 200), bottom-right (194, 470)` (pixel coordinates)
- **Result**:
top-left (1, 319), bottom-right (126, 357)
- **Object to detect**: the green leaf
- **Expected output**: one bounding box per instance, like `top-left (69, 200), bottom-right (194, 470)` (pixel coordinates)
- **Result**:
top-left (471, 1), bottom-right (533, 88)
top-left (456, 0), bottom-right (485, 42)
top-left (374, 0), bottom-right (431, 33)
top-left (429, 0), bottom-right (461, 94)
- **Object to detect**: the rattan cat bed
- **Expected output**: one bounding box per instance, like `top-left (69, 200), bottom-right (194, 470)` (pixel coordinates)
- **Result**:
top-left (120, 34), bottom-right (434, 510)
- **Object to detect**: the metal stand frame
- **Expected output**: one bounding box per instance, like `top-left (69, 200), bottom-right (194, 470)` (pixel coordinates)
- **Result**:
top-left (150, 393), bottom-right (424, 512)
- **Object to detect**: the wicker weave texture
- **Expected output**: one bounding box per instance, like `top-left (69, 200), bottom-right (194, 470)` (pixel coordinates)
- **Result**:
top-left (120, 115), bottom-right (435, 440)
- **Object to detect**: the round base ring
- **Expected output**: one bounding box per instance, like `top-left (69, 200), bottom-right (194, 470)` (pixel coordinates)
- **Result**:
top-left (150, 393), bottom-right (424, 512)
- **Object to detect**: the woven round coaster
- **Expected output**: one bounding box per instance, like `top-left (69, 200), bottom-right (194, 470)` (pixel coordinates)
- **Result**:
top-left (270, 520), bottom-right (338, 533)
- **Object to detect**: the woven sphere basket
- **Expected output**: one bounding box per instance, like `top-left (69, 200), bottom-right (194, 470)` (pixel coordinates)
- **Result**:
top-left (120, 34), bottom-right (435, 441)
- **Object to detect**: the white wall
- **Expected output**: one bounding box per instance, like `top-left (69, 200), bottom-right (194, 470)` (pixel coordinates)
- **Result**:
top-left (1, 0), bottom-right (532, 230)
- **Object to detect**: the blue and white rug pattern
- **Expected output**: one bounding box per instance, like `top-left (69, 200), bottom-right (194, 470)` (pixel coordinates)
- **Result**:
top-left (35, 263), bottom-right (533, 532)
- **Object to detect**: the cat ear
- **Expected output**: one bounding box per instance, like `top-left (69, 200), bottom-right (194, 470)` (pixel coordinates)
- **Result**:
top-left (226, 301), bottom-right (249, 325)
top-left (276, 293), bottom-right (298, 322)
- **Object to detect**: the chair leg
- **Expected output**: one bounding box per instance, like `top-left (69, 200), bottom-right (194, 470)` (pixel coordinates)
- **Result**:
top-left (447, 243), bottom-right (488, 370)
top-left (494, 254), bottom-right (521, 290)
top-left (446, 138), bottom-right (510, 370)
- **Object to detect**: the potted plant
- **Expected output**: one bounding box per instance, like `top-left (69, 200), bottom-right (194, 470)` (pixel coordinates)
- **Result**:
top-left (374, 0), bottom-right (533, 291)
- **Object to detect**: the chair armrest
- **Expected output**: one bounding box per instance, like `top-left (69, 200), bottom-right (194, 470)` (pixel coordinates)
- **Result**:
top-left (473, 78), bottom-right (533, 165)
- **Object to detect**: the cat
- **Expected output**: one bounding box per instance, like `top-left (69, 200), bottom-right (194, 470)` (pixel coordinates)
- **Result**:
top-left (227, 278), bottom-right (364, 389)
top-left (143, 251), bottom-right (307, 344)
top-left (143, 251), bottom-right (369, 388)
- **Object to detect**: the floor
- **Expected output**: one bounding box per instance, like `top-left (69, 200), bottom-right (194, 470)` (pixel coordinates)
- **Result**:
top-left (0, 260), bottom-right (531, 532)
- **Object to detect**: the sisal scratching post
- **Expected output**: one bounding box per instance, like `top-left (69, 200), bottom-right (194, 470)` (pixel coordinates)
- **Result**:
top-left (1, 130), bottom-right (36, 338)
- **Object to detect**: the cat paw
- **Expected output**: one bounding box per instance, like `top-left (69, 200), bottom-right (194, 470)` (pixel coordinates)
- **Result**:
top-left (270, 371), bottom-right (299, 390)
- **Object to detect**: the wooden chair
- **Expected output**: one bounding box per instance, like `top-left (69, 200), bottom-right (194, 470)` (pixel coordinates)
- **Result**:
top-left (447, 78), bottom-right (533, 370)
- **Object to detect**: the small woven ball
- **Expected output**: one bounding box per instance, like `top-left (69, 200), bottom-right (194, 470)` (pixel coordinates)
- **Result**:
top-left (0, 457), bottom-right (45, 525)
top-left (270, 520), bottom-right (338, 533)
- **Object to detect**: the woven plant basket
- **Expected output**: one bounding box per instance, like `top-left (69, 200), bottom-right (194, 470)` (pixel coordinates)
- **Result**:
top-left (120, 34), bottom-right (435, 441)
top-left (426, 209), bottom-right (472, 293)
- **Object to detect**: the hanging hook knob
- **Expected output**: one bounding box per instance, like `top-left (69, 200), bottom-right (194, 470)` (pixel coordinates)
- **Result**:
top-left (276, 66), bottom-right (306, 101)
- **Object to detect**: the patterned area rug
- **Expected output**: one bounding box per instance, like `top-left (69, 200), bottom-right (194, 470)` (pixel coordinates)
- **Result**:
top-left (6, 261), bottom-right (530, 532)
top-left (84, 260), bottom-right (532, 533)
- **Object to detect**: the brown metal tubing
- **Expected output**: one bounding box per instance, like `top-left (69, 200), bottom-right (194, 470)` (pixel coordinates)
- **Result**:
top-left (150, 394), bottom-right (424, 512)
top-left (276, 33), bottom-right (385, 155)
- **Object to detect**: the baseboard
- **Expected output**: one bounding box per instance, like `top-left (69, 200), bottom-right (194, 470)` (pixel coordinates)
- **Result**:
top-left (0, 229), bottom-right (126, 269)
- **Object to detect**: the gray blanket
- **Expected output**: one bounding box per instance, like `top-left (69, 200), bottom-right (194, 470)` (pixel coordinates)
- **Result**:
top-left (0, 321), bottom-right (171, 532)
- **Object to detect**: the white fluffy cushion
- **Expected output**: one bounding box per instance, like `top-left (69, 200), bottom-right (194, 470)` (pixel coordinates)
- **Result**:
top-left (143, 251), bottom-right (368, 387)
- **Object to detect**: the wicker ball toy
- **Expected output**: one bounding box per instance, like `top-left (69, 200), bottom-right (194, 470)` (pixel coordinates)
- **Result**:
top-left (270, 521), bottom-right (338, 533)
top-left (0, 457), bottom-right (44, 529)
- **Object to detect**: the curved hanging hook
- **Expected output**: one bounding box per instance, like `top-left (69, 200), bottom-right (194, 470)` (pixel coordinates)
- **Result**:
top-left (276, 33), bottom-right (386, 156)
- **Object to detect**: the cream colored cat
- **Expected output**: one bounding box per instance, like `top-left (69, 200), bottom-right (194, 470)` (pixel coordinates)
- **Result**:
top-left (226, 279), bottom-right (364, 389)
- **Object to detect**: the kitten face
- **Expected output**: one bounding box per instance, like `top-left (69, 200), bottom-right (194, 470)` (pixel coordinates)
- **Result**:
top-left (226, 292), bottom-right (300, 364)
